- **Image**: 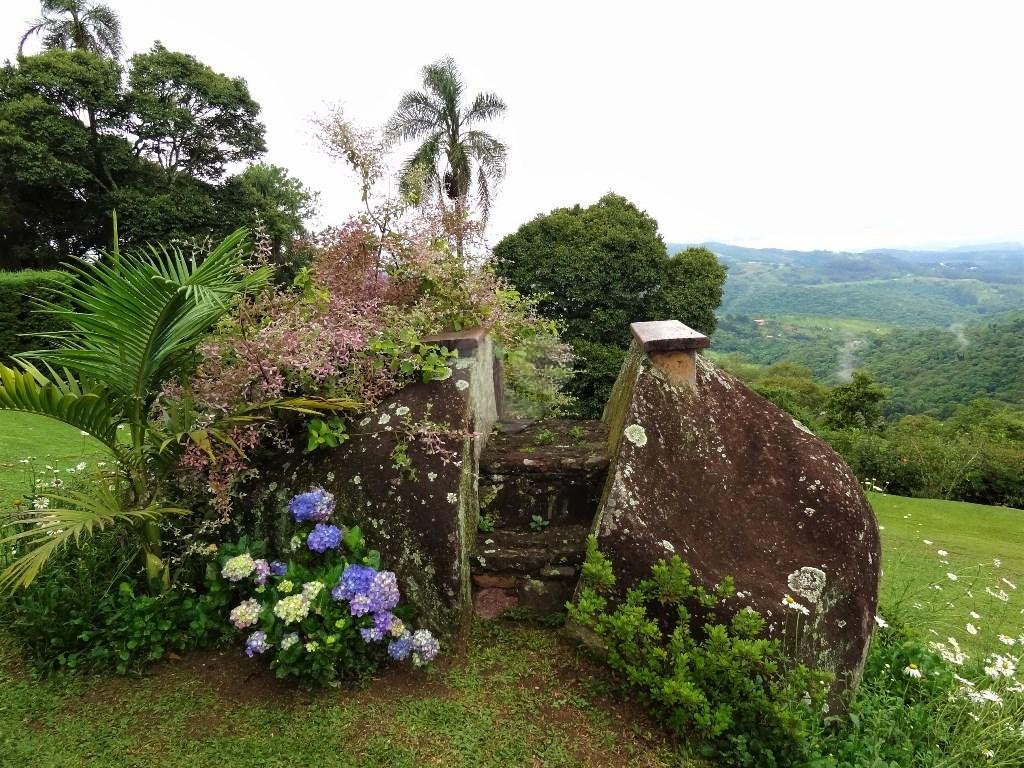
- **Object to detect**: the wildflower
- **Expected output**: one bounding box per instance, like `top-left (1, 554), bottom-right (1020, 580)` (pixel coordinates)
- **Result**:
top-left (307, 523), bottom-right (342, 553)
top-left (967, 623), bottom-right (978, 636)
top-left (388, 631), bottom-right (412, 661)
top-left (874, 615), bottom-right (889, 629)
top-left (447, 492), bottom-right (458, 504)
top-left (954, 673), bottom-right (975, 688)
top-left (624, 424), bottom-right (648, 447)
top-left (975, 690), bottom-right (1003, 705)
top-left (221, 553), bottom-right (256, 582)
top-left (288, 487), bottom-right (335, 523)
top-left (985, 586), bottom-right (1010, 602)
top-left (781, 595), bottom-right (810, 615)
top-left (333, 563), bottom-right (377, 601)
top-left (997, 634), bottom-right (1016, 646)
top-left (229, 598), bottom-right (261, 629)
top-left (982, 748), bottom-right (994, 760)
top-left (411, 629), bottom-right (440, 666)
top-left (367, 571), bottom-right (400, 613)
top-left (252, 558), bottom-right (270, 585)
top-left (269, 560), bottom-right (288, 577)
top-left (903, 663), bottom-right (923, 679)
top-left (280, 633), bottom-right (299, 651)
top-left (923, 539), bottom-right (933, 545)
top-left (946, 573), bottom-right (958, 581)
top-left (1000, 577), bottom-right (1016, 590)
top-left (75, 461), bottom-right (87, 471)
top-left (993, 558), bottom-right (1001, 567)
top-left (971, 611), bottom-right (982, 619)
top-left (983, 654), bottom-right (1016, 679)
top-left (245, 631), bottom-right (271, 657)
top-left (274, 594), bottom-right (311, 624)
top-left (937, 549), bottom-right (948, 556)
top-left (32, 497), bottom-right (49, 510)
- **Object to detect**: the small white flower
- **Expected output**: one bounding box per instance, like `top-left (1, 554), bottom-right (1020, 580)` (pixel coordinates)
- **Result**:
top-left (971, 611), bottom-right (982, 620)
top-left (874, 614), bottom-right (889, 628)
top-left (966, 623), bottom-right (978, 636)
top-left (985, 586), bottom-right (1010, 602)
top-left (623, 423), bottom-right (648, 447)
top-left (76, 461), bottom-right (87, 471)
top-left (937, 549), bottom-right (948, 556)
top-left (351, 475), bottom-right (361, 486)
top-left (997, 634), bottom-right (1016, 646)
top-left (993, 558), bottom-right (1001, 568)
top-left (1000, 577), bottom-right (1016, 590)
top-left (447, 492), bottom-right (458, 504)
top-left (923, 539), bottom-right (933, 545)
top-left (781, 595), bottom-right (810, 615)
top-left (983, 654), bottom-right (1016, 679)
top-left (903, 663), bottom-right (923, 679)
top-left (427, 472), bottom-right (437, 482)
top-left (982, 748), bottom-right (994, 760)
top-left (946, 572), bottom-right (958, 581)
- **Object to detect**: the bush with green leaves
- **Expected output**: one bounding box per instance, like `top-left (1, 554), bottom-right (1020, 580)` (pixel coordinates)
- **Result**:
top-left (210, 487), bottom-right (439, 686)
top-left (493, 194), bottom-right (725, 417)
top-left (568, 537), bottom-right (830, 767)
top-left (0, 529), bottom-right (229, 675)
top-left (0, 270), bottom-right (72, 360)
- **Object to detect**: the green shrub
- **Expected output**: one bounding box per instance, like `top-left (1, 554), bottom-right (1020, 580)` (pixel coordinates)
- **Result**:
top-left (568, 537), bottom-right (830, 767)
top-left (0, 270), bottom-right (71, 360)
top-left (0, 530), bottom-right (229, 674)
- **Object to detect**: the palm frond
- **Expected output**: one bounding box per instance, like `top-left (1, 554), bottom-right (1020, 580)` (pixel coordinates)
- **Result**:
top-left (0, 488), bottom-right (188, 592)
top-left (464, 92), bottom-right (507, 125)
top-left (422, 56), bottom-right (463, 119)
top-left (0, 361), bottom-right (120, 450)
top-left (387, 90), bottom-right (442, 141)
top-left (23, 228), bottom-right (267, 412)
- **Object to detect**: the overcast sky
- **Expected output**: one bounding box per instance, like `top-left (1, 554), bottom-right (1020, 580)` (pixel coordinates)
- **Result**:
top-left (4, 0), bottom-right (1024, 251)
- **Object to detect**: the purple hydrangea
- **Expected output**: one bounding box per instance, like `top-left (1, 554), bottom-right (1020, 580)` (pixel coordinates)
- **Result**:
top-left (269, 560), bottom-right (288, 577)
top-left (388, 631), bottom-right (412, 661)
top-left (252, 558), bottom-right (271, 586)
top-left (307, 523), bottom-right (342, 553)
top-left (288, 487), bottom-right (335, 523)
top-left (411, 629), bottom-right (440, 666)
top-left (359, 611), bottom-right (396, 643)
top-left (245, 631), bottom-right (271, 657)
top-left (333, 564), bottom-right (377, 601)
top-left (366, 570), bottom-right (400, 613)
top-left (349, 593), bottom-right (371, 617)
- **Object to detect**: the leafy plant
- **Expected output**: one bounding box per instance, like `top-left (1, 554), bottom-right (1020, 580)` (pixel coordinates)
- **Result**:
top-left (533, 428), bottom-right (555, 446)
top-left (0, 227), bottom-right (354, 593)
top-left (478, 513), bottom-right (496, 533)
top-left (529, 515), bottom-right (549, 532)
top-left (567, 424), bottom-right (587, 443)
top-left (569, 537), bottom-right (830, 767)
top-left (306, 417), bottom-right (349, 453)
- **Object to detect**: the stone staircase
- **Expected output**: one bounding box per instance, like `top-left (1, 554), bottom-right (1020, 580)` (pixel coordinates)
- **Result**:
top-left (471, 419), bottom-right (609, 618)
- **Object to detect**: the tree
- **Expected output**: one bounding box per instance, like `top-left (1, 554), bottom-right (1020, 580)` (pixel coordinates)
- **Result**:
top-left (126, 43), bottom-right (266, 182)
top-left (824, 370), bottom-right (887, 430)
top-left (18, 0), bottom-right (123, 59)
top-left (493, 194), bottom-right (727, 417)
top-left (387, 57), bottom-right (506, 226)
top-left (220, 163), bottom-right (318, 261)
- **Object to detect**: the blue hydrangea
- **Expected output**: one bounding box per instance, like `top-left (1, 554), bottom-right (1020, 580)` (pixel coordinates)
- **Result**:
top-left (269, 560), bottom-right (288, 577)
top-left (411, 629), bottom-right (440, 666)
top-left (245, 631), bottom-right (270, 657)
top-left (333, 564), bottom-right (377, 601)
top-left (307, 523), bottom-right (342, 553)
top-left (388, 631), bottom-right (412, 661)
top-left (288, 487), bottom-right (335, 523)
top-left (366, 570), bottom-right (400, 613)
top-left (359, 611), bottom-right (395, 643)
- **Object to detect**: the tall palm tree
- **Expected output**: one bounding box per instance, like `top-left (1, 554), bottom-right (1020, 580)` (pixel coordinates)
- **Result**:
top-left (18, 0), bottom-right (123, 59)
top-left (387, 56), bottom-right (507, 226)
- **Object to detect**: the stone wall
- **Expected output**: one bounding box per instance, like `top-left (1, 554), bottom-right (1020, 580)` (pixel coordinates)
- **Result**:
top-left (591, 321), bottom-right (881, 695)
top-left (244, 328), bottom-right (498, 639)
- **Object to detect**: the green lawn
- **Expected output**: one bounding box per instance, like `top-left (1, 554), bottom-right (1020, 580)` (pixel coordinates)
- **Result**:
top-left (870, 491), bottom-right (1024, 656)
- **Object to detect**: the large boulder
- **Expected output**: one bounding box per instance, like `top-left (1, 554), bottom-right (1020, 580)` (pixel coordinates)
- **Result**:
top-left (592, 321), bottom-right (881, 694)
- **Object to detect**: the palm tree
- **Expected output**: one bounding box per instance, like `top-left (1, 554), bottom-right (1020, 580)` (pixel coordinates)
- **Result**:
top-left (387, 57), bottom-right (507, 227)
top-left (0, 228), bottom-right (355, 593)
top-left (18, 0), bottom-right (123, 59)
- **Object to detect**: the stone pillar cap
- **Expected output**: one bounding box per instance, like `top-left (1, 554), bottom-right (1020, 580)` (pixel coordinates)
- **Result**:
top-left (421, 326), bottom-right (488, 353)
top-left (630, 320), bottom-right (710, 352)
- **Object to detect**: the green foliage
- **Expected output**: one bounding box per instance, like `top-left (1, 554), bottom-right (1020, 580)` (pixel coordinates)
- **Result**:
top-left (494, 194), bottom-right (726, 417)
top-left (529, 514), bottom-right (549, 532)
top-left (532, 427), bottom-right (554, 446)
top-left (0, 530), bottom-right (228, 675)
top-left (569, 538), bottom-right (830, 767)
top-left (568, 424), bottom-right (586, 442)
top-left (305, 417), bottom-right (349, 453)
top-left (477, 513), bottom-right (495, 533)
top-left (19, 0), bottom-right (124, 59)
top-left (824, 371), bottom-right (887, 430)
top-left (0, 270), bottom-right (71, 359)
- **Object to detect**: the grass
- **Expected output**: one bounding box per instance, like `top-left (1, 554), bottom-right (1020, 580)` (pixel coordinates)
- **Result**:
top-left (0, 621), bottom-right (692, 768)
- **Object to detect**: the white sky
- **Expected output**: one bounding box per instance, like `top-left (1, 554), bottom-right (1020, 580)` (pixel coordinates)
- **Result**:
top-left (4, 0), bottom-right (1024, 251)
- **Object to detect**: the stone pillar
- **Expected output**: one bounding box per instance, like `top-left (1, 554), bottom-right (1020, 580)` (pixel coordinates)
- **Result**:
top-left (629, 320), bottom-right (710, 389)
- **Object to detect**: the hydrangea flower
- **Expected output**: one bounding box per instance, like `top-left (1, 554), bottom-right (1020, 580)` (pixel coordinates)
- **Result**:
top-left (307, 523), bottom-right (342, 553)
top-left (333, 564), bottom-right (377, 601)
top-left (280, 633), bottom-right (299, 651)
top-left (349, 593), bottom-right (371, 617)
top-left (252, 558), bottom-right (271, 586)
top-left (279, 579), bottom-right (294, 593)
top-left (301, 581), bottom-right (324, 600)
top-left (411, 629), bottom-right (440, 666)
top-left (229, 598), bottom-right (261, 629)
top-left (274, 594), bottom-right (311, 624)
top-left (288, 487), bottom-right (335, 523)
top-left (367, 570), bottom-right (400, 613)
top-left (389, 616), bottom-right (406, 638)
top-left (221, 553), bottom-right (256, 582)
top-left (245, 631), bottom-right (271, 657)
top-left (360, 611), bottom-right (396, 643)
top-left (269, 560), bottom-right (288, 577)
top-left (388, 631), bottom-right (412, 661)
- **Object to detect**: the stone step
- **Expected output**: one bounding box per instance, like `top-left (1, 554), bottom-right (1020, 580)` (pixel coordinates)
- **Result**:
top-left (479, 419), bottom-right (609, 530)
top-left (471, 524), bottom-right (590, 575)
